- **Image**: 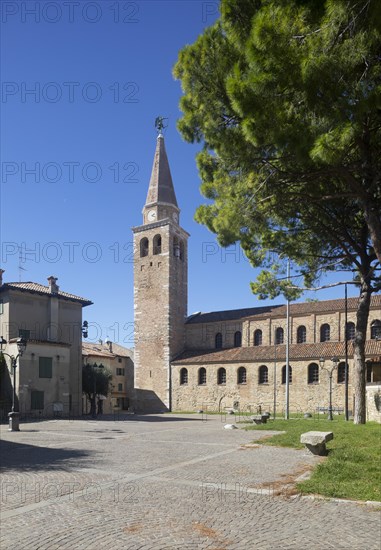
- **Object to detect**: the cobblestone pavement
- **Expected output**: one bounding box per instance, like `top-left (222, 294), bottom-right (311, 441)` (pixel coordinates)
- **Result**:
top-left (1, 414), bottom-right (380, 549)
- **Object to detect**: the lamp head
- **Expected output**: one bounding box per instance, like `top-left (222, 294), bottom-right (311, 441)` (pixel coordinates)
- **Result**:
top-left (16, 337), bottom-right (27, 356)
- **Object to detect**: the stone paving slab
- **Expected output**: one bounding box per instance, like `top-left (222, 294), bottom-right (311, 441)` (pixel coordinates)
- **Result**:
top-left (1, 414), bottom-right (380, 549)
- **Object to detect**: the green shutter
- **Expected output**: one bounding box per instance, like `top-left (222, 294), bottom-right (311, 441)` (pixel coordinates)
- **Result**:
top-left (39, 357), bottom-right (52, 378)
top-left (31, 391), bottom-right (44, 410)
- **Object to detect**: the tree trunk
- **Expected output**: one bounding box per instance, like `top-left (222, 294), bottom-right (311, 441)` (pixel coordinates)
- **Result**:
top-left (363, 201), bottom-right (381, 265)
top-left (353, 281), bottom-right (372, 424)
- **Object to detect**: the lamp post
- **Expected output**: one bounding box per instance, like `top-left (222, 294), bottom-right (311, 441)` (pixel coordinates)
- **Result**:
top-left (92, 364), bottom-right (104, 418)
top-left (319, 356), bottom-right (339, 421)
top-left (0, 336), bottom-right (27, 431)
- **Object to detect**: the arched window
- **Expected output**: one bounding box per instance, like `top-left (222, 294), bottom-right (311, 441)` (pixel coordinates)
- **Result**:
top-left (140, 237), bottom-right (149, 257)
top-left (308, 363), bottom-right (319, 384)
top-left (215, 333), bottom-right (222, 349)
top-left (179, 240), bottom-right (184, 261)
top-left (237, 367), bottom-right (247, 384)
top-left (281, 365), bottom-right (292, 384)
top-left (153, 234), bottom-right (162, 255)
top-left (253, 329), bottom-right (262, 346)
top-left (198, 367), bottom-right (206, 385)
top-left (180, 368), bottom-right (188, 385)
top-left (371, 320), bottom-right (381, 340)
top-left (320, 324), bottom-right (330, 342)
top-left (345, 322), bottom-right (355, 340)
top-left (258, 365), bottom-right (268, 384)
top-left (337, 362), bottom-right (348, 384)
top-left (217, 367), bottom-right (226, 385)
top-left (234, 331), bottom-right (242, 347)
top-left (173, 236), bottom-right (180, 258)
top-left (275, 327), bottom-right (284, 344)
top-left (297, 325), bottom-right (306, 343)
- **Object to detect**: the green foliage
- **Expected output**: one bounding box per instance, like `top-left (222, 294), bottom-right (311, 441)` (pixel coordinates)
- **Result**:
top-left (174, 0), bottom-right (381, 298)
top-left (246, 416), bottom-right (381, 501)
top-left (82, 363), bottom-right (112, 401)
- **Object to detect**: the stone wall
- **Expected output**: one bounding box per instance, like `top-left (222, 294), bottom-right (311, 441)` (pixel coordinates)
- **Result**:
top-left (172, 360), bottom-right (352, 415)
top-left (366, 384), bottom-right (381, 423)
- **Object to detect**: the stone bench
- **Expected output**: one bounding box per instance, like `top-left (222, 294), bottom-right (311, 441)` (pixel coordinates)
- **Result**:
top-left (300, 431), bottom-right (333, 455)
top-left (251, 414), bottom-right (269, 425)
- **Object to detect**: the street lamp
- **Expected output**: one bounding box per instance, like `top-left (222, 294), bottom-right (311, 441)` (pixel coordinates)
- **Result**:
top-left (92, 363), bottom-right (104, 418)
top-left (0, 336), bottom-right (27, 431)
top-left (319, 356), bottom-right (339, 421)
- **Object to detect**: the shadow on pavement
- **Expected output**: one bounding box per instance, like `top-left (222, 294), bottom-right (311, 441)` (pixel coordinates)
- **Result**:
top-left (0, 439), bottom-right (93, 472)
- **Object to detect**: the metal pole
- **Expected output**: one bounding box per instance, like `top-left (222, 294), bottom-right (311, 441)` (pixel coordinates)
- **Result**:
top-left (273, 332), bottom-right (277, 421)
top-left (344, 283), bottom-right (349, 420)
top-left (329, 371), bottom-right (333, 421)
top-left (12, 358), bottom-right (17, 413)
top-left (285, 259), bottom-right (290, 420)
top-left (92, 370), bottom-right (96, 418)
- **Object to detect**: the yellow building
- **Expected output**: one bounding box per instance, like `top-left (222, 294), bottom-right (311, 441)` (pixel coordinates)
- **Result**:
top-left (82, 340), bottom-right (134, 414)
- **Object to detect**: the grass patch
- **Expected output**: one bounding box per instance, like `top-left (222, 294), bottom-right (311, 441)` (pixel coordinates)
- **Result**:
top-left (246, 416), bottom-right (381, 502)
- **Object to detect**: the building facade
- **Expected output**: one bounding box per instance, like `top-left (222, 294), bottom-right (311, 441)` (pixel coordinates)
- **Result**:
top-left (133, 135), bottom-right (381, 419)
top-left (82, 340), bottom-right (134, 414)
top-left (0, 271), bottom-right (92, 417)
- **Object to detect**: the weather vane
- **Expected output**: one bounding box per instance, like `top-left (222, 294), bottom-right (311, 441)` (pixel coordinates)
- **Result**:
top-left (155, 116), bottom-right (168, 134)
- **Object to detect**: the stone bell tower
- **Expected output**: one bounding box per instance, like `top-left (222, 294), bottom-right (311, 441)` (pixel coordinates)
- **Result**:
top-left (132, 132), bottom-right (189, 412)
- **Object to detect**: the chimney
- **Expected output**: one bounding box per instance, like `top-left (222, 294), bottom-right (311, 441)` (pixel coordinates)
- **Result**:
top-left (0, 269), bottom-right (4, 286)
top-left (47, 276), bottom-right (59, 294)
top-left (105, 338), bottom-right (113, 353)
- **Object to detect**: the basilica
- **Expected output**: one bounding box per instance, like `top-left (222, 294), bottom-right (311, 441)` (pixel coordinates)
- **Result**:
top-left (132, 134), bottom-right (381, 419)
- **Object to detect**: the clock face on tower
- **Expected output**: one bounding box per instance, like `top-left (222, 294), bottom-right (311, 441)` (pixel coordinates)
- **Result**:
top-left (147, 209), bottom-right (157, 222)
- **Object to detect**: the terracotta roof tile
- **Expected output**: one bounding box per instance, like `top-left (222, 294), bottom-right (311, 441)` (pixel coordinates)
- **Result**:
top-left (82, 341), bottom-right (132, 358)
top-left (186, 294), bottom-right (381, 324)
top-left (172, 340), bottom-right (381, 365)
top-left (1, 282), bottom-right (92, 306)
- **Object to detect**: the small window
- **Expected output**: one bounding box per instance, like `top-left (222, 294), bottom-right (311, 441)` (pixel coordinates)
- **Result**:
top-left (275, 327), bottom-right (284, 344)
top-left (237, 366), bottom-right (247, 384)
top-left (31, 390), bottom-right (44, 410)
top-left (308, 363), bottom-right (319, 384)
top-left (198, 367), bottom-right (207, 385)
top-left (253, 329), bottom-right (262, 346)
top-left (217, 367), bottom-right (226, 385)
top-left (0, 300), bottom-right (3, 315)
top-left (19, 329), bottom-right (30, 340)
top-left (118, 383), bottom-right (123, 391)
top-left (215, 333), bottom-right (222, 349)
top-left (116, 368), bottom-right (125, 376)
top-left (118, 357), bottom-right (122, 363)
top-left (39, 357), bottom-right (52, 378)
top-left (153, 234), bottom-right (162, 255)
top-left (337, 362), bottom-right (348, 384)
top-left (180, 368), bottom-right (188, 385)
top-left (320, 323), bottom-right (330, 342)
top-left (173, 236), bottom-right (180, 257)
top-left (367, 363), bottom-right (372, 383)
top-left (282, 365), bottom-right (292, 384)
top-left (140, 237), bottom-right (149, 257)
top-left (258, 365), bottom-right (268, 384)
top-left (370, 320), bottom-right (381, 340)
top-left (297, 326), bottom-right (306, 343)
top-left (345, 322), bottom-right (355, 340)
top-left (179, 240), bottom-right (184, 261)
top-left (234, 331), bottom-right (242, 347)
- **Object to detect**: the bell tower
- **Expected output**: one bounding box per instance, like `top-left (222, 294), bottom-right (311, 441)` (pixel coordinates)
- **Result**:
top-left (132, 132), bottom-right (189, 412)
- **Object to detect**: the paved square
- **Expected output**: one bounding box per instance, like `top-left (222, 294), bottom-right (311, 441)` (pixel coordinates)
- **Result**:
top-left (1, 414), bottom-right (380, 549)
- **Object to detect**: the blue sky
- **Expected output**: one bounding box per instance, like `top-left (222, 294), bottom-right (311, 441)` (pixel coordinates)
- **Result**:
top-left (1, 1), bottom-right (359, 347)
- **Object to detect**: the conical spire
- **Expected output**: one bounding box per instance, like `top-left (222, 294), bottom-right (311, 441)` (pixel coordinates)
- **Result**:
top-left (145, 135), bottom-right (178, 208)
